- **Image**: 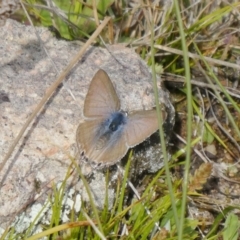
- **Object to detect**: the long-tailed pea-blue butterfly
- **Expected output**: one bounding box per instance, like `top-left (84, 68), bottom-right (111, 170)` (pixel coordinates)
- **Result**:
top-left (76, 69), bottom-right (166, 167)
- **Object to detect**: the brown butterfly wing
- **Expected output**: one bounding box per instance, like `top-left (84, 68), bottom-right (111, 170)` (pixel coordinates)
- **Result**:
top-left (76, 119), bottom-right (102, 156)
top-left (124, 109), bottom-right (166, 147)
top-left (92, 133), bottom-right (128, 165)
top-left (83, 69), bottom-right (120, 118)
top-left (77, 119), bottom-right (128, 165)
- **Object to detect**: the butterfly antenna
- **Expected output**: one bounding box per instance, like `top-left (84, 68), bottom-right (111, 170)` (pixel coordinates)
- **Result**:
top-left (116, 164), bottom-right (161, 232)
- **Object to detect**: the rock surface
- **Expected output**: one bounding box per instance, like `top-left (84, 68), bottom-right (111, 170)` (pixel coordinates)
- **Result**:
top-left (0, 19), bottom-right (174, 232)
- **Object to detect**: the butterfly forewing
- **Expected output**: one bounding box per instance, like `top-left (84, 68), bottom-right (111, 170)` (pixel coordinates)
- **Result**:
top-left (125, 110), bottom-right (165, 147)
top-left (84, 69), bottom-right (120, 118)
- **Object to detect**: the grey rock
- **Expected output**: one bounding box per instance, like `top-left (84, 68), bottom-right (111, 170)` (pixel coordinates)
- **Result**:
top-left (0, 19), bottom-right (174, 233)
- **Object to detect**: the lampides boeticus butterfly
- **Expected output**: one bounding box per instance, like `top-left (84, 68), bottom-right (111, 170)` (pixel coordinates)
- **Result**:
top-left (76, 69), bottom-right (166, 167)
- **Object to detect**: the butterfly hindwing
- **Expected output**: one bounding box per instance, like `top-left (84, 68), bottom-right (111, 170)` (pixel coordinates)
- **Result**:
top-left (76, 118), bottom-right (104, 156)
top-left (77, 117), bottom-right (128, 165)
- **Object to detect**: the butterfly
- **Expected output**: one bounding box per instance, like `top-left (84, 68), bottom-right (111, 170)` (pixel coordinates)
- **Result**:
top-left (76, 69), bottom-right (166, 167)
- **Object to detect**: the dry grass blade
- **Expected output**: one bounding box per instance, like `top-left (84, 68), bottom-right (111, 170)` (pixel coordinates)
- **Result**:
top-left (188, 163), bottom-right (213, 192)
top-left (154, 45), bottom-right (240, 71)
top-left (162, 73), bottom-right (240, 100)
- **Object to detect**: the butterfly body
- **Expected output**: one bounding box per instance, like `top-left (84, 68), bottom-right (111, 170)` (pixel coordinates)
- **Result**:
top-left (106, 111), bottom-right (127, 132)
top-left (94, 111), bottom-right (127, 150)
top-left (76, 69), bottom-right (165, 167)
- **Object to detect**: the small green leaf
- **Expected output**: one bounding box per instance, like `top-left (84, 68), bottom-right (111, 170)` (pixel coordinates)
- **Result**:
top-left (203, 127), bottom-right (215, 144)
top-left (223, 213), bottom-right (240, 240)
